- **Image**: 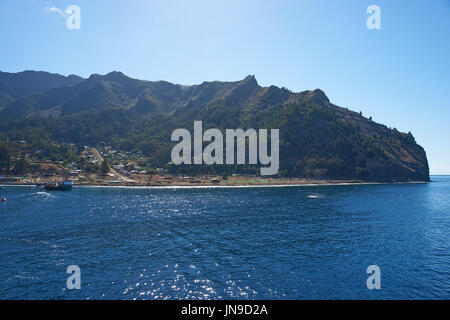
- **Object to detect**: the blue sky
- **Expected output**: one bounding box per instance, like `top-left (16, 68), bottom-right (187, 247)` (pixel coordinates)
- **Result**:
top-left (0, 0), bottom-right (449, 174)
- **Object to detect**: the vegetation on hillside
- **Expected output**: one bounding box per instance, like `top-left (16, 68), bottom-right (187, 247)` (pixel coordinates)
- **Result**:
top-left (0, 71), bottom-right (430, 181)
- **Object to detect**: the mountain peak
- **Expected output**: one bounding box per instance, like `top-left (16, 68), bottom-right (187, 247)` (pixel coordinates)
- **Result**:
top-left (87, 71), bottom-right (129, 82)
top-left (241, 75), bottom-right (258, 86)
top-left (304, 88), bottom-right (330, 103)
top-left (105, 70), bottom-right (126, 77)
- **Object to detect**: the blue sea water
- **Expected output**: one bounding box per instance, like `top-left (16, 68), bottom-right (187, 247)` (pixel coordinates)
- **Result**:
top-left (1, 176), bottom-right (449, 300)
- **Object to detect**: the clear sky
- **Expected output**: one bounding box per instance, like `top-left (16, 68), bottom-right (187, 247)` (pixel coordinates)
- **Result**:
top-left (0, 0), bottom-right (449, 174)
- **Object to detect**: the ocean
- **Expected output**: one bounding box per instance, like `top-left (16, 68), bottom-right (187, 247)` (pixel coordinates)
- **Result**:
top-left (1, 176), bottom-right (449, 299)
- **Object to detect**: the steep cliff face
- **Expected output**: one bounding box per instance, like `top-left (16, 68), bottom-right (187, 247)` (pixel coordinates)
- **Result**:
top-left (273, 91), bottom-right (430, 181)
top-left (0, 71), bottom-right (430, 181)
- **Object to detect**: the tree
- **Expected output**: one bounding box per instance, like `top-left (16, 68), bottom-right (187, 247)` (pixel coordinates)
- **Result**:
top-left (13, 154), bottom-right (28, 175)
top-left (6, 153), bottom-right (11, 176)
top-left (0, 144), bottom-right (11, 175)
top-left (100, 159), bottom-right (110, 176)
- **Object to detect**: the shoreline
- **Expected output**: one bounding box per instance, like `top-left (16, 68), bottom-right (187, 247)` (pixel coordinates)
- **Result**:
top-left (0, 179), bottom-right (430, 189)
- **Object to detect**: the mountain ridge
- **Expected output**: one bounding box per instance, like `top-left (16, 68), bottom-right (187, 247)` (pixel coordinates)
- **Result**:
top-left (0, 70), bottom-right (84, 111)
top-left (1, 71), bottom-right (321, 117)
top-left (0, 70), bottom-right (430, 182)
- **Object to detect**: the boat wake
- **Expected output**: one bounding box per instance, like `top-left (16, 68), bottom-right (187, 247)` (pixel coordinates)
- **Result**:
top-left (307, 193), bottom-right (325, 199)
top-left (35, 191), bottom-right (52, 197)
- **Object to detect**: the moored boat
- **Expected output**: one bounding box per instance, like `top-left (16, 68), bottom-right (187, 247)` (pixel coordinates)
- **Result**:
top-left (44, 180), bottom-right (73, 191)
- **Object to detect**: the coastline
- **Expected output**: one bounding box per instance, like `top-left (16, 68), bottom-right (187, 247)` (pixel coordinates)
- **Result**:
top-left (0, 179), bottom-right (430, 189)
top-left (77, 181), bottom-right (430, 189)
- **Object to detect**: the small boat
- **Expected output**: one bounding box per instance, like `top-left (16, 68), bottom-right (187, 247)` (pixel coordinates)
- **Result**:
top-left (44, 180), bottom-right (73, 191)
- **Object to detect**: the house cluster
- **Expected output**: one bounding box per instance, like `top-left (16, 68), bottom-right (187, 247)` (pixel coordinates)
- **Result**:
top-left (112, 163), bottom-right (148, 176)
top-left (99, 146), bottom-right (143, 161)
top-left (98, 145), bottom-right (167, 177)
